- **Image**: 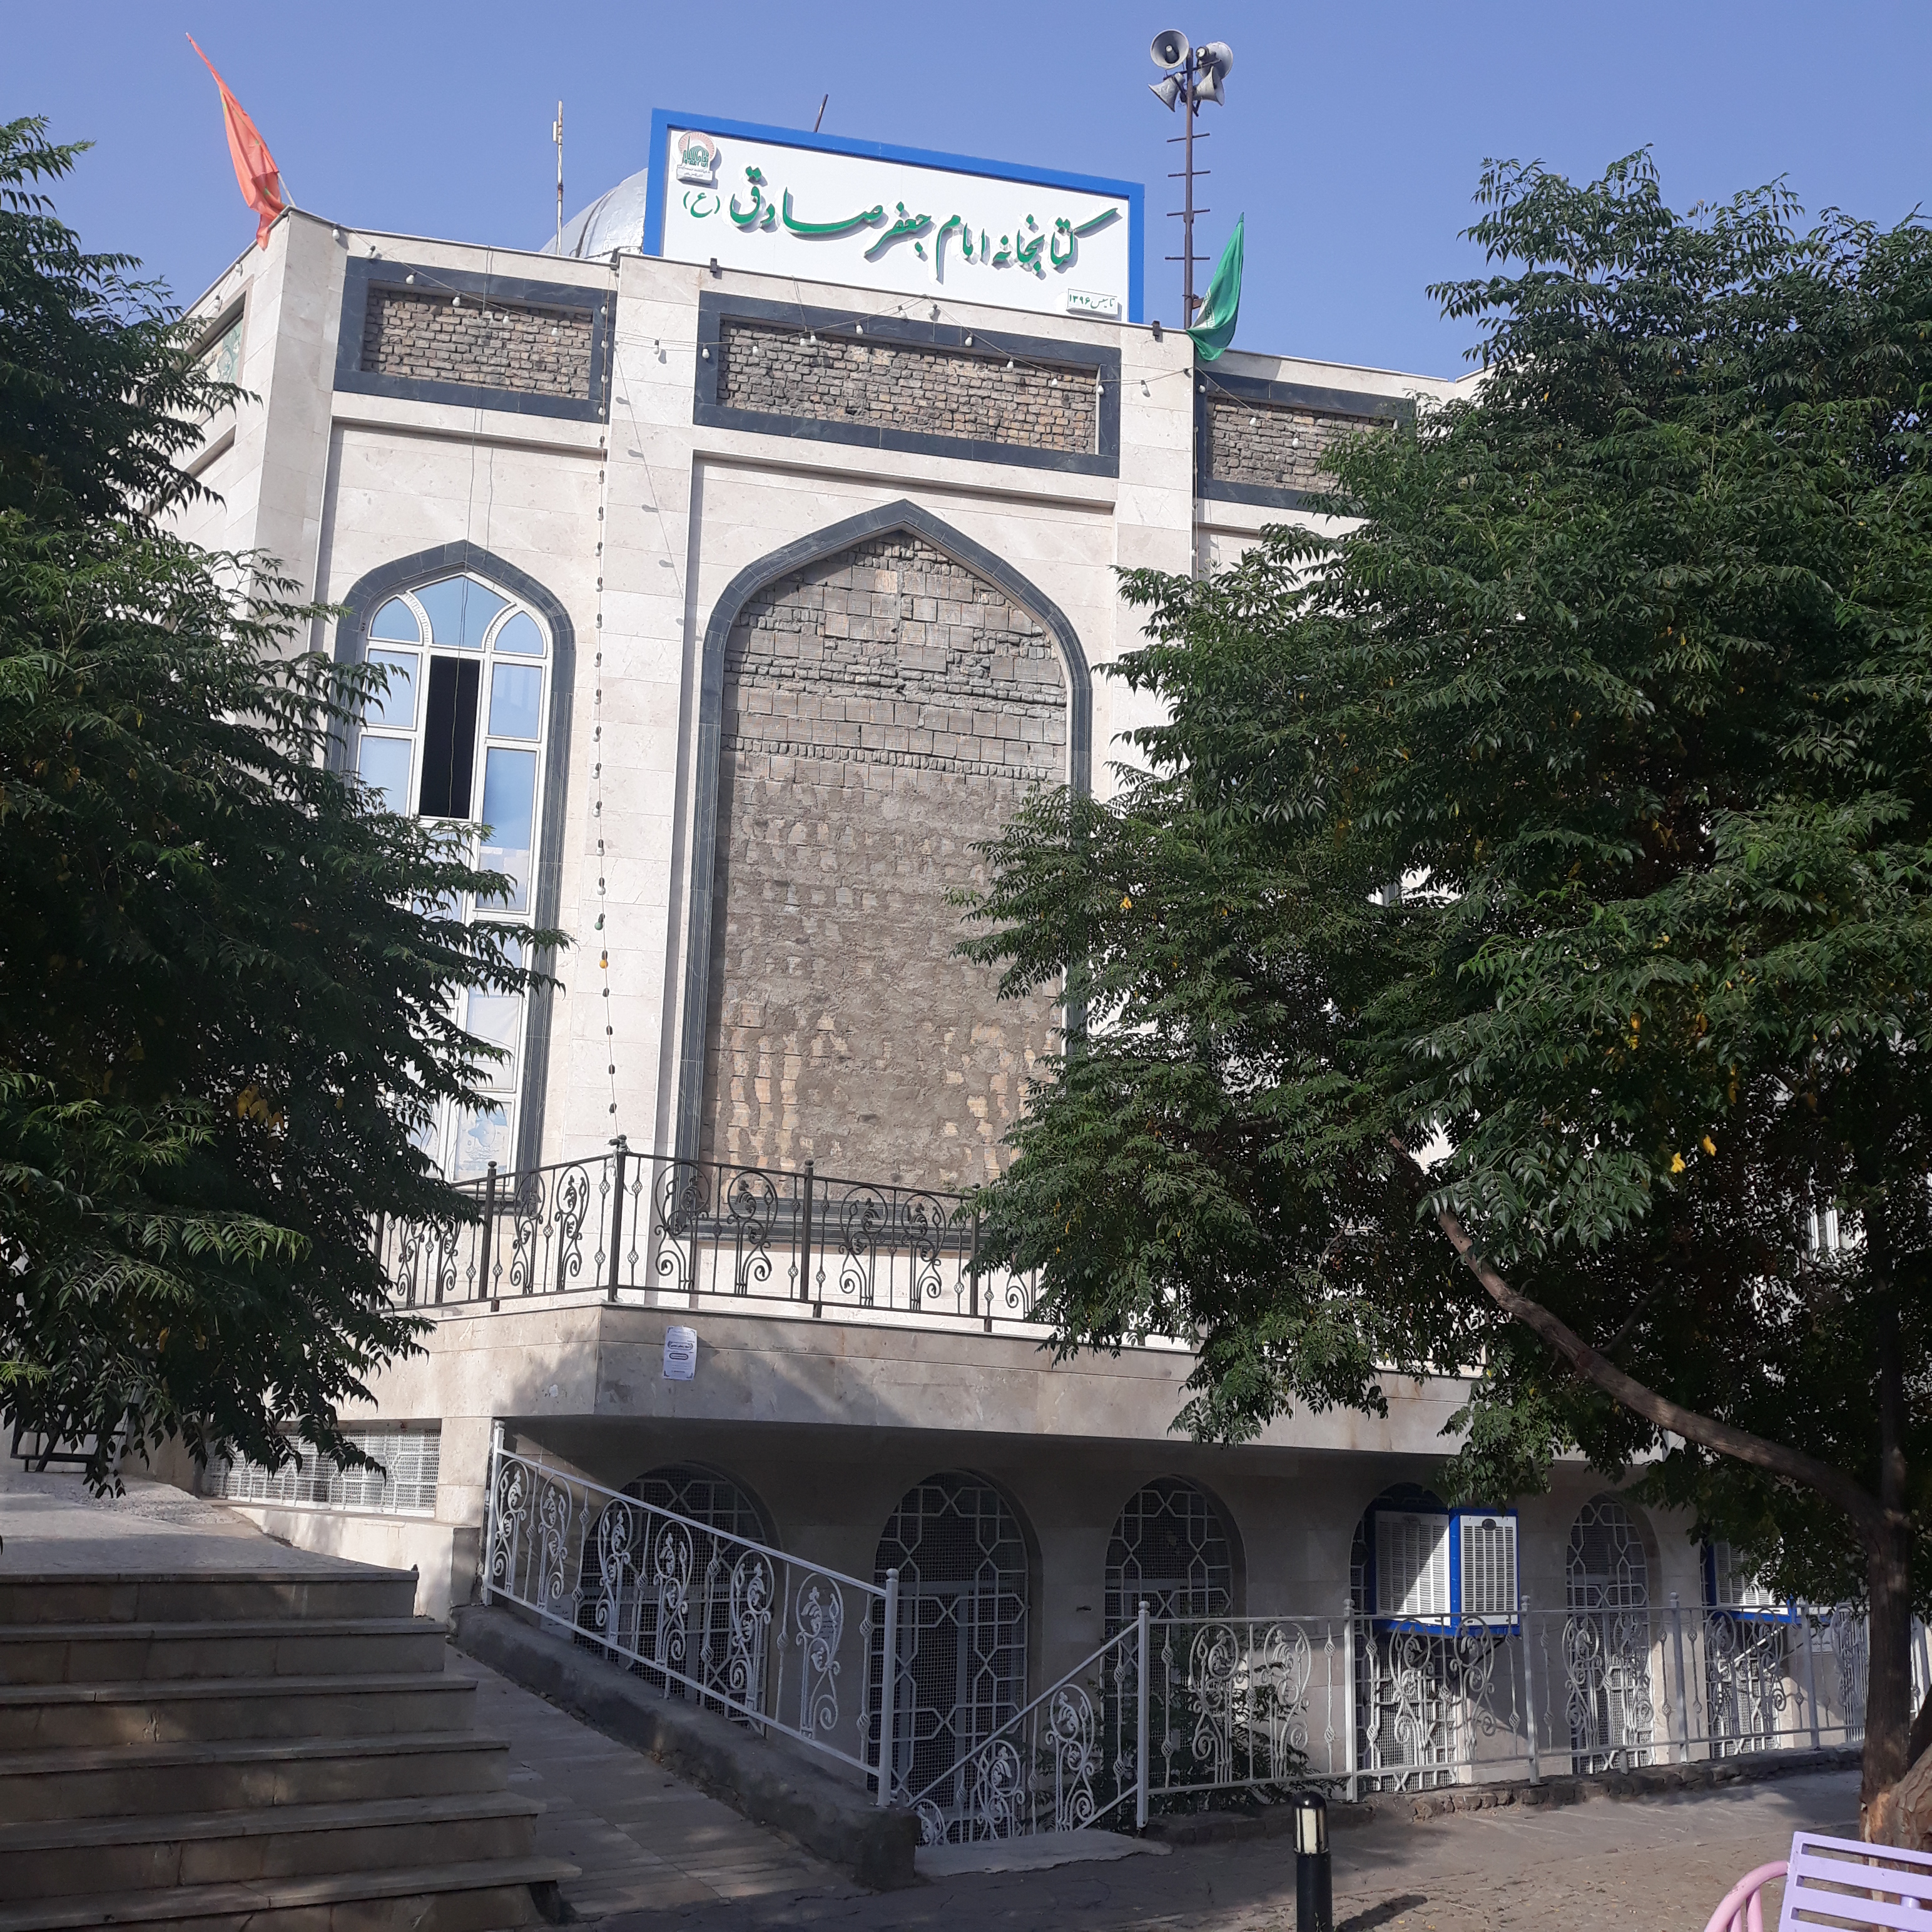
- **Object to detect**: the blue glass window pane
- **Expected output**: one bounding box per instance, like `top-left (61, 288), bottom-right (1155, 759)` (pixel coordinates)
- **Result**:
top-left (417, 576), bottom-right (509, 649)
top-left (370, 597), bottom-right (419, 642)
top-left (489, 663), bottom-right (542, 740)
top-left (494, 611), bottom-right (544, 657)
top-left (357, 734), bottom-right (413, 813)
top-left (364, 649), bottom-right (418, 730)
top-left (478, 747), bottom-right (538, 912)
top-left (453, 1104), bottom-right (511, 1179)
top-left (466, 989), bottom-right (522, 1092)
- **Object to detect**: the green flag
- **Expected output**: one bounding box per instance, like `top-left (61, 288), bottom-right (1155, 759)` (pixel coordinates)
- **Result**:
top-left (1186, 215), bottom-right (1244, 360)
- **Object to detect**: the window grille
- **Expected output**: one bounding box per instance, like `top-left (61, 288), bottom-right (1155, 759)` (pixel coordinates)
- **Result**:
top-left (1566, 1495), bottom-right (1656, 1770)
top-left (209, 1423), bottom-right (439, 1515)
top-left (872, 1472), bottom-right (1029, 1813)
top-left (1104, 1477), bottom-right (1235, 1634)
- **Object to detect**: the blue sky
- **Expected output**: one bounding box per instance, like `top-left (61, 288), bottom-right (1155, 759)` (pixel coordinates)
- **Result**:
top-left (11, 1), bottom-right (1930, 377)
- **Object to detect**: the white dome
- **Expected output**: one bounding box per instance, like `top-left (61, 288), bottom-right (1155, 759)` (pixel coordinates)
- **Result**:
top-left (541, 166), bottom-right (651, 258)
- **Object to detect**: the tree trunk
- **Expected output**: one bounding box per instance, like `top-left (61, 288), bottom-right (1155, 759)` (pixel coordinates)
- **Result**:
top-left (1861, 1287), bottom-right (1916, 1824)
top-left (1863, 1524), bottom-right (1917, 1818)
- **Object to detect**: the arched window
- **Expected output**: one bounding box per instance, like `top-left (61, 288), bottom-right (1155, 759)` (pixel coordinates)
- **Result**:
top-left (873, 1472), bottom-right (1029, 1813)
top-left (354, 572), bottom-right (551, 1178)
top-left (575, 1463), bottom-right (775, 1714)
top-left (1565, 1496), bottom-right (1656, 1771)
top-left (1105, 1478), bottom-right (1234, 1634)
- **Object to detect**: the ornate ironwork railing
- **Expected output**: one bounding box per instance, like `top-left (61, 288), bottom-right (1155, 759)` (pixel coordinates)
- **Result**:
top-left (378, 1141), bottom-right (1042, 1326)
top-left (483, 1438), bottom-right (903, 1787)
top-left (905, 1599), bottom-right (1932, 1841)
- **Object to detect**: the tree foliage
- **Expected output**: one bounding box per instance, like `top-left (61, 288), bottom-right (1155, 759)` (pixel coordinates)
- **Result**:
top-left (960, 155), bottom-right (1932, 1800)
top-left (0, 118), bottom-right (559, 1487)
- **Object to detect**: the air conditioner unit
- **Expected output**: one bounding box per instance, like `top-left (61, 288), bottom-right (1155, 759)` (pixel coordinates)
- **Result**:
top-left (1370, 1505), bottom-right (1518, 1630)
top-left (1455, 1510), bottom-right (1520, 1627)
top-left (1703, 1542), bottom-right (1798, 1625)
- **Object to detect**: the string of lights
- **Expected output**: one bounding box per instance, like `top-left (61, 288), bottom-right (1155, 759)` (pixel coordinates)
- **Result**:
top-left (590, 265), bottom-right (621, 1123)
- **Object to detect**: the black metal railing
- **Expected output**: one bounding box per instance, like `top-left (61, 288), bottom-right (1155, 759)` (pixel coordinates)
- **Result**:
top-left (376, 1140), bottom-right (1042, 1326)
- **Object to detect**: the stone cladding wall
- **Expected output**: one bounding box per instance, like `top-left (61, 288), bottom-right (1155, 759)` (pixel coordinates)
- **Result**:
top-left (360, 288), bottom-right (593, 399)
top-left (1203, 393), bottom-right (1393, 492)
top-left (716, 319), bottom-right (1098, 454)
top-left (699, 534), bottom-right (1067, 1187)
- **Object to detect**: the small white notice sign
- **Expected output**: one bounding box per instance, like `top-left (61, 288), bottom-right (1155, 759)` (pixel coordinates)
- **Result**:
top-left (663, 1326), bottom-right (698, 1381)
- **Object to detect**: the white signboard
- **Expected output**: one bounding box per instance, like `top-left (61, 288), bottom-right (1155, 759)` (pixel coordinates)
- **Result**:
top-left (648, 113), bottom-right (1140, 322)
top-left (662, 1325), bottom-right (698, 1381)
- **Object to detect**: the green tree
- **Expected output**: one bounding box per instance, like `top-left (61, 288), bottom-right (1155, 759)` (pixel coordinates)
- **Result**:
top-left (962, 155), bottom-right (1932, 1816)
top-left (0, 118), bottom-right (558, 1489)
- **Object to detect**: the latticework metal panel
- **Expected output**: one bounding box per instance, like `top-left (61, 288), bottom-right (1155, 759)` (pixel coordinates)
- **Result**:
top-left (1565, 1496), bottom-right (1657, 1771)
top-left (873, 1472), bottom-right (1029, 1812)
top-left (1105, 1477), bottom-right (1234, 1633)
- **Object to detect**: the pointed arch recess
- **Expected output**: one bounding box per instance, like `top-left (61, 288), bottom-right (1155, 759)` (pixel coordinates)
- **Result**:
top-left (332, 542), bottom-right (577, 1172)
top-left (675, 499), bottom-right (1093, 1162)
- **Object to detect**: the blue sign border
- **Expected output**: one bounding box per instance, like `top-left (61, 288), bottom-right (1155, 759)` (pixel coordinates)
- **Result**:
top-left (642, 108), bottom-right (1144, 325)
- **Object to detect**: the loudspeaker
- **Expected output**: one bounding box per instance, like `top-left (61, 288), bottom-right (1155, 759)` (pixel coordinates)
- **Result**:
top-left (1150, 28), bottom-right (1189, 68)
top-left (1197, 39), bottom-right (1234, 78)
top-left (1149, 73), bottom-right (1184, 109)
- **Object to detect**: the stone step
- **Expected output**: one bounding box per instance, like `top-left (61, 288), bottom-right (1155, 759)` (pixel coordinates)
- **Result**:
top-left (0, 1855), bottom-right (576, 1932)
top-left (0, 1729), bottom-right (514, 1823)
top-left (0, 1670), bottom-right (479, 1749)
top-left (0, 1570), bottom-right (420, 1627)
top-left (0, 1791), bottom-right (544, 1901)
top-left (0, 1616), bottom-right (449, 1685)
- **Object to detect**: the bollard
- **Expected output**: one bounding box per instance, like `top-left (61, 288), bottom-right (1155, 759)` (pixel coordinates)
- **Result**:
top-left (1292, 1789), bottom-right (1332, 1932)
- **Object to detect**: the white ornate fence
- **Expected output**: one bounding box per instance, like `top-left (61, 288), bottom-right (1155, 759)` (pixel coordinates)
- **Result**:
top-left (478, 1453), bottom-right (1931, 1842)
top-left (482, 1437), bottom-right (902, 1791)
top-left (904, 1600), bottom-right (1931, 1843)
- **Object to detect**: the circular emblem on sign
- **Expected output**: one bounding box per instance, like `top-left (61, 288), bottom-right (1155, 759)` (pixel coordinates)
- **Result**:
top-left (674, 133), bottom-right (719, 187)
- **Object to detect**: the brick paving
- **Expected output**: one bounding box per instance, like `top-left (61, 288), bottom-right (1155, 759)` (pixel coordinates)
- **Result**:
top-left (473, 1641), bottom-right (1861, 1929)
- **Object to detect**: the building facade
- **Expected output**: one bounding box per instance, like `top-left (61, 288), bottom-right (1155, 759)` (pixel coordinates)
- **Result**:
top-left (173, 119), bottom-right (1845, 1803)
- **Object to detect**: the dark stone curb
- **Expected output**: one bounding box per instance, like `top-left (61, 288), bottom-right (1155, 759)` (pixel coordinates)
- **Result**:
top-left (1142, 1745), bottom-right (1861, 1846)
top-left (452, 1601), bottom-right (920, 1890)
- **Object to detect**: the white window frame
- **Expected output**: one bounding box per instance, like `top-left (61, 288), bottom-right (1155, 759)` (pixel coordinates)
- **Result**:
top-left (355, 575), bottom-right (551, 1180)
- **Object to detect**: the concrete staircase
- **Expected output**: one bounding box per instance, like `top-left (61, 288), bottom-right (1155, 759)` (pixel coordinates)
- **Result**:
top-left (0, 1567), bottom-right (576, 1932)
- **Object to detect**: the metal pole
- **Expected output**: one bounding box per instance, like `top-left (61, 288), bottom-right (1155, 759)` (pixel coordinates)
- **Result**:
top-left (607, 1136), bottom-right (627, 1300)
top-left (479, 1161), bottom-right (498, 1307)
top-left (801, 1159), bottom-right (816, 1313)
top-left (1182, 64), bottom-right (1196, 320)
top-left (1136, 1597), bottom-right (1151, 1830)
top-left (1799, 1605), bottom-right (1821, 1751)
top-left (1669, 1592), bottom-right (1691, 1764)
top-left (481, 1420), bottom-right (504, 1606)
top-left (877, 1566), bottom-right (900, 1807)
top-left (1520, 1594), bottom-right (1541, 1782)
top-left (554, 102), bottom-right (564, 253)
top-left (970, 1203), bottom-right (980, 1326)
top-left (1340, 1594), bottom-right (1358, 1802)
top-left (1292, 1791), bottom-right (1333, 1932)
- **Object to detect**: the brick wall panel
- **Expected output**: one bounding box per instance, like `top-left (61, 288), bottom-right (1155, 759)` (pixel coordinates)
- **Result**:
top-left (699, 534), bottom-right (1067, 1187)
top-left (360, 288), bottom-right (592, 399)
top-left (717, 320), bottom-right (1097, 455)
top-left (1204, 394), bottom-right (1391, 492)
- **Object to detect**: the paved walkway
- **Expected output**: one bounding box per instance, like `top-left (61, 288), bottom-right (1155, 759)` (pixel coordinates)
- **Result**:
top-left (468, 1655), bottom-right (863, 1919)
top-left (477, 1647), bottom-right (1860, 1930)
top-left (0, 1469), bottom-right (364, 1574)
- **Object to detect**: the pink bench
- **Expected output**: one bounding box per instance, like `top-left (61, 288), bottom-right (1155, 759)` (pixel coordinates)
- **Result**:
top-left (1703, 1831), bottom-right (1932, 1932)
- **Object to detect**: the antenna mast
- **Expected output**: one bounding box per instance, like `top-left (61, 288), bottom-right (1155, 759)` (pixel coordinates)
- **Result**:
top-left (552, 102), bottom-right (564, 252)
top-left (1147, 34), bottom-right (1233, 322)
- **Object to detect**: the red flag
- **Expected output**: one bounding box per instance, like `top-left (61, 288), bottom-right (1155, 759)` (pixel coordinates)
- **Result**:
top-left (187, 36), bottom-right (285, 249)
